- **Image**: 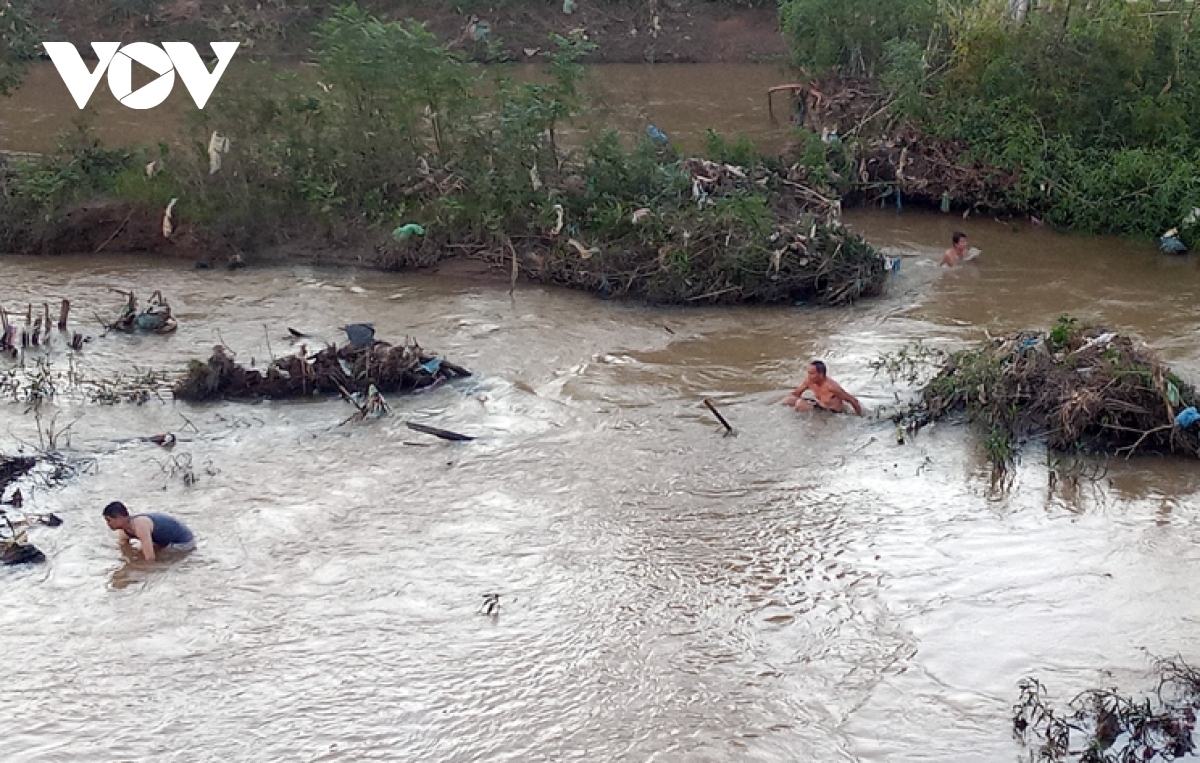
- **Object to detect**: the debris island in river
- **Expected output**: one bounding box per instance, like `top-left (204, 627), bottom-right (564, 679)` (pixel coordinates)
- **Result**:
top-left (174, 336), bottom-right (471, 402)
top-left (895, 320), bottom-right (1200, 463)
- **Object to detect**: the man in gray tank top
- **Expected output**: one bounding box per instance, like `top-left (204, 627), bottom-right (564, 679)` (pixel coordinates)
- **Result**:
top-left (102, 501), bottom-right (195, 561)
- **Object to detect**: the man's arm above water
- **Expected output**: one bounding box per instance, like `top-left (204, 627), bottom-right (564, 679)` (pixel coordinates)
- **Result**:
top-left (832, 381), bottom-right (863, 415)
top-left (129, 516), bottom-right (157, 562)
top-left (783, 379), bottom-right (811, 403)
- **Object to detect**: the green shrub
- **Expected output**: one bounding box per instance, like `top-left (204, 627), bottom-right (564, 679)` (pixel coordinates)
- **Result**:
top-left (780, 0), bottom-right (939, 75)
top-left (781, 0), bottom-right (1200, 236)
top-left (0, 0), bottom-right (39, 95)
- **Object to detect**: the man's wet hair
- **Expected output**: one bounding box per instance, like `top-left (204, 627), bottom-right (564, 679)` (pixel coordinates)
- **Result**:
top-left (102, 501), bottom-right (129, 518)
top-left (952, 231), bottom-right (967, 245)
top-left (810, 360), bottom-right (827, 376)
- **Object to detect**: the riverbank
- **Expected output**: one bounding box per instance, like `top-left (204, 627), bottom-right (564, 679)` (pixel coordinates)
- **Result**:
top-left (0, 141), bottom-right (888, 306)
top-left (0, 7), bottom-right (885, 307)
top-left (778, 0), bottom-right (1200, 243)
top-left (31, 0), bottom-right (787, 64)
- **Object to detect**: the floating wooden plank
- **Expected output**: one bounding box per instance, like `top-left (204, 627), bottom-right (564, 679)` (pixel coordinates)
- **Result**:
top-left (405, 421), bottom-right (475, 442)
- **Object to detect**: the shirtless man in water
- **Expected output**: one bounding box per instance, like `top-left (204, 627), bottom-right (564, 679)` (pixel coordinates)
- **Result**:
top-left (782, 360), bottom-right (863, 415)
top-left (941, 231), bottom-right (970, 267)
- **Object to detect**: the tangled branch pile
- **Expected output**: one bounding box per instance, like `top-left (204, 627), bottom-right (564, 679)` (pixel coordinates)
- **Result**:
top-left (0, 455), bottom-right (36, 495)
top-left (804, 75), bottom-right (1017, 212)
top-left (1, 454), bottom-right (44, 566)
top-left (899, 320), bottom-right (1200, 463)
top-left (858, 128), bottom-right (1018, 211)
top-left (1014, 659), bottom-right (1200, 761)
top-left (508, 155), bottom-right (887, 306)
top-left (106, 290), bottom-right (177, 334)
top-left (174, 339), bottom-right (470, 402)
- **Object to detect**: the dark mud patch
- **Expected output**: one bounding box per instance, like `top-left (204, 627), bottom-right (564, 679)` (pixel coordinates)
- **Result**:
top-left (36, 200), bottom-right (219, 261)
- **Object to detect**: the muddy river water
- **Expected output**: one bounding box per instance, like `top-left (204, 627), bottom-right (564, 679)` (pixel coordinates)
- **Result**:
top-left (0, 62), bottom-right (797, 154)
top-left (4, 65), bottom-right (1200, 763)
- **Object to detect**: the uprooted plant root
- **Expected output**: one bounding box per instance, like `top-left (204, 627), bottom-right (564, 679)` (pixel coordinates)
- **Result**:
top-left (892, 319), bottom-right (1200, 463)
top-left (173, 338), bottom-right (471, 402)
top-left (107, 289), bottom-right (177, 334)
top-left (1014, 659), bottom-right (1200, 761)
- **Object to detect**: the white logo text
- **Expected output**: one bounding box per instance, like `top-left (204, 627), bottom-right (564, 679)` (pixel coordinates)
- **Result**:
top-left (42, 42), bottom-right (240, 110)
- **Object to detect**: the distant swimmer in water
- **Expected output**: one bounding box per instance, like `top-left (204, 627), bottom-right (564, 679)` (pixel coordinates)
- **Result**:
top-left (782, 360), bottom-right (863, 415)
top-left (102, 501), bottom-right (195, 561)
top-left (941, 231), bottom-right (979, 267)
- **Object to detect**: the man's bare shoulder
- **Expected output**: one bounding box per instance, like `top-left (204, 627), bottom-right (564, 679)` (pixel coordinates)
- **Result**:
top-left (817, 376), bottom-right (844, 391)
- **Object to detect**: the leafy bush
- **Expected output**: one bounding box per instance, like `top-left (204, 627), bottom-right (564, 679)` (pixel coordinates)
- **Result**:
top-left (0, 0), bottom-right (40, 95)
top-left (0, 4), bottom-right (884, 306)
top-left (780, 0), bottom-right (939, 75)
top-left (782, 0), bottom-right (1200, 235)
top-left (704, 129), bottom-right (761, 169)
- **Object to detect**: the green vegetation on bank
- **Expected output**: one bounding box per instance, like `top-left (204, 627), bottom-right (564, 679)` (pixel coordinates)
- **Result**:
top-left (0, 5), bottom-right (884, 305)
top-left (0, 0), bottom-right (38, 95)
top-left (782, 0), bottom-right (1200, 239)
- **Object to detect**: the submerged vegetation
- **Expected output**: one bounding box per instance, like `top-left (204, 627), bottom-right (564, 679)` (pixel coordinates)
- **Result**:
top-left (781, 0), bottom-right (1200, 238)
top-left (879, 318), bottom-right (1200, 465)
top-left (1015, 659), bottom-right (1200, 761)
top-left (0, 5), bottom-right (886, 305)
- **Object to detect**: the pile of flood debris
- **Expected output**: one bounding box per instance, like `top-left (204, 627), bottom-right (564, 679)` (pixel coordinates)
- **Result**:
top-left (798, 74), bottom-right (1017, 212)
top-left (106, 290), bottom-right (177, 334)
top-left (855, 127), bottom-right (1019, 212)
top-left (390, 147), bottom-right (890, 306)
top-left (522, 156), bottom-right (886, 306)
top-left (1, 455), bottom-right (62, 566)
top-left (0, 288), bottom-right (175, 360)
top-left (898, 320), bottom-right (1200, 462)
top-left (174, 336), bottom-right (471, 402)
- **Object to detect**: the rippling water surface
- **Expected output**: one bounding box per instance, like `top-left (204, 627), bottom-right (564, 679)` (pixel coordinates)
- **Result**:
top-left (1, 209), bottom-right (1199, 762)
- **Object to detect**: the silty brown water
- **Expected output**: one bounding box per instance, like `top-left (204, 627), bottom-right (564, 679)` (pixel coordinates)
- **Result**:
top-left (0, 212), bottom-right (1199, 761)
top-left (4, 64), bottom-right (1200, 762)
top-left (0, 62), bottom-right (798, 154)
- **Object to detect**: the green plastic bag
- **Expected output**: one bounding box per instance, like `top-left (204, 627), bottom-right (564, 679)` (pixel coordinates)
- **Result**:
top-left (392, 223), bottom-right (425, 241)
